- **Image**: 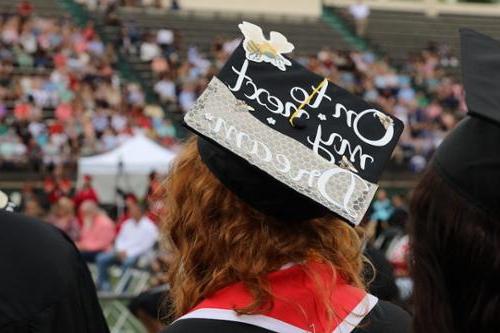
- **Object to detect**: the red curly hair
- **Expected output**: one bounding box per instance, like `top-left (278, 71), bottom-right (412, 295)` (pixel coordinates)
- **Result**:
top-left (160, 137), bottom-right (365, 321)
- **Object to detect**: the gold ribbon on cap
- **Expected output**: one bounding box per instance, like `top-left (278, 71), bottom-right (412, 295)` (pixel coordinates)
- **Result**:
top-left (289, 78), bottom-right (328, 127)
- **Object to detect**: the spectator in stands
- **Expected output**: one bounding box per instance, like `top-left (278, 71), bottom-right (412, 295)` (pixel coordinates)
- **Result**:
top-left (385, 230), bottom-right (411, 301)
top-left (388, 194), bottom-right (408, 229)
top-left (95, 201), bottom-right (158, 291)
top-left (374, 194), bottom-right (409, 255)
top-left (154, 73), bottom-right (176, 103)
top-left (371, 189), bottom-right (393, 223)
top-left (77, 200), bottom-right (116, 262)
top-left (115, 192), bottom-right (139, 231)
top-left (156, 28), bottom-right (174, 53)
top-left (22, 197), bottom-right (45, 219)
top-left (74, 174), bottom-right (99, 210)
top-left (17, 0), bottom-right (34, 19)
top-left (170, 0), bottom-right (180, 10)
top-left (140, 34), bottom-right (161, 62)
top-left (349, 0), bottom-right (370, 37)
top-left (146, 171), bottom-right (160, 199)
top-left (178, 82), bottom-right (196, 112)
top-left (46, 196), bottom-right (80, 241)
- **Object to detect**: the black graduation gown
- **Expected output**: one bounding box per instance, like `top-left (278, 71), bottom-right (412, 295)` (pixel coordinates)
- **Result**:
top-left (0, 211), bottom-right (109, 333)
top-left (163, 300), bottom-right (410, 333)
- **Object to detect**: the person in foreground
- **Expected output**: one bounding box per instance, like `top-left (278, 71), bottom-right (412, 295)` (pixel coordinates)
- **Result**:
top-left (409, 28), bottom-right (500, 333)
top-left (0, 196), bottom-right (109, 332)
top-left (161, 21), bottom-right (410, 333)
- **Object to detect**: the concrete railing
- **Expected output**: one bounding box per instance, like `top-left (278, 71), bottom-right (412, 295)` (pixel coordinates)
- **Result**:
top-left (323, 0), bottom-right (500, 17)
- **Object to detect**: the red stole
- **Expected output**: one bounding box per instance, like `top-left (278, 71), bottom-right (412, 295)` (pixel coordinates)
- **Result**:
top-left (176, 262), bottom-right (378, 333)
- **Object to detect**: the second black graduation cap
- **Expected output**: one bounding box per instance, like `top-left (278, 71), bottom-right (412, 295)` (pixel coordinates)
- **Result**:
top-left (185, 22), bottom-right (404, 225)
top-left (433, 28), bottom-right (500, 216)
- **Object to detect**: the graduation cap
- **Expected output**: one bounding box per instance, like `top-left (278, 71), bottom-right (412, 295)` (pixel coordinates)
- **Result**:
top-left (433, 28), bottom-right (500, 216)
top-left (184, 22), bottom-right (404, 225)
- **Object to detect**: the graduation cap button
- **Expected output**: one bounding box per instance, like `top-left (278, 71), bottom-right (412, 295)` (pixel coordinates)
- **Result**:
top-left (290, 116), bottom-right (307, 129)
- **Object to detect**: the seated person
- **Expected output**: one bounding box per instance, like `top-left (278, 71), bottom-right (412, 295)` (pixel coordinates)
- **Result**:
top-left (96, 201), bottom-right (158, 291)
top-left (76, 200), bottom-right (116, 262)
top-left (46, 196), bottom-right (80, 241)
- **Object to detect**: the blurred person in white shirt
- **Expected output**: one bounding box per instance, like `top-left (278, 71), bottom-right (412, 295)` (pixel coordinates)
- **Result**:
top-left (95, 201), bottom-right (159, 291)
top-left (140, 34), bottom-right (161, 62)
top-left (157, 29), bottom-right (173, 47)
top-left (349, 0), bottom-right (370, 37)
top-left (178, 82), bottom-right (195, 112)
top-left (154, 74), bottom-right (176, 103)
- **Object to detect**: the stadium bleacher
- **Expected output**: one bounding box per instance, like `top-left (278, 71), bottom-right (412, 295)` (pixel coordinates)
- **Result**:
top-left (334, 7), bottom-right (500, 64)
top-left (108, 8), bottom-right (353, 56)
top-left (94, 8), bottom-right (355, 133)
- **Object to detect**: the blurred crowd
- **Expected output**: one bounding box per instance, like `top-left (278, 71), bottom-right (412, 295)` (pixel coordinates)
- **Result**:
top-left (0, 7), bottom-right (178, 173)
top-left (19, 170), bottom-right (164, 292)
top-left (76, 0), bottom-right (180, 11)
top-left (0, 1), bottom-right (466, 175)
top-left (118, 15), bottom-right (465, 171)
top-left (300, 45), bottom-right (464, 172)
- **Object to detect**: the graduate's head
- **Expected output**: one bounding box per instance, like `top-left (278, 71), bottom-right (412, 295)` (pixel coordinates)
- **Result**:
top-left (161, 21), bottom-right (403, 319)
top-left (160, 138), bottom-right (364, 317)
top-left (410, 29), bottom-right (500, 333)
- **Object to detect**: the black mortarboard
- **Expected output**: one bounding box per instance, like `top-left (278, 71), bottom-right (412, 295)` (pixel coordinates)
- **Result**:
top-left (433, 28), bottom-right (500, 216)
top-left (185, 22), bottom-right (404, 225)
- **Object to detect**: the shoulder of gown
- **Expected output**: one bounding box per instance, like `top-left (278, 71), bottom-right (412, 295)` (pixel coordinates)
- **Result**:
top-left (163, 300), bottom-right (411, 333)
top-left (0, 211), bottom-right (109, 333)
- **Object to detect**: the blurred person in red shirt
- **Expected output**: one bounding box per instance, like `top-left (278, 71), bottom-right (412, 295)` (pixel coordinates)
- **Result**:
top-left (76, 200), bottom-right (115, 262)
top-left (17, 0), bottom-right (33, 18)
top-left (44, 176), bottom-right (64, 205)
top-left (74, 174), bottom-right (99, 211)
top-left (14, 102), bottom-right (32, 121)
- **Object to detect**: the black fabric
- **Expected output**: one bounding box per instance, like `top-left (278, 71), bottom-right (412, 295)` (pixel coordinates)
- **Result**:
top-left (364, 245), bottom-right (399, 302)
top-left (0, 211), bottom-right (109, 333)
top-left (128, 286), bottom-right (172, 322)
top-left (432, 29), bottom-right (500, 217)
top-left (198, 137), bottom-right (329, 221)
top-left (162, 300), bottom-right (411, 333)
top-left (460, 28), bottom-right (500, 124)
top-left (434, 117), bottom-right (500, 216)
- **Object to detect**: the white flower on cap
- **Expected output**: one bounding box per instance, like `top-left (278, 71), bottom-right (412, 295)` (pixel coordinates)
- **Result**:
top-left (239, 21), bottom-right (294, 71)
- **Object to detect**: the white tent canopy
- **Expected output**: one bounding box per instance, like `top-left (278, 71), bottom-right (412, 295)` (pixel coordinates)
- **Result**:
top-left (78, 134), bottom-right (177, 204)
